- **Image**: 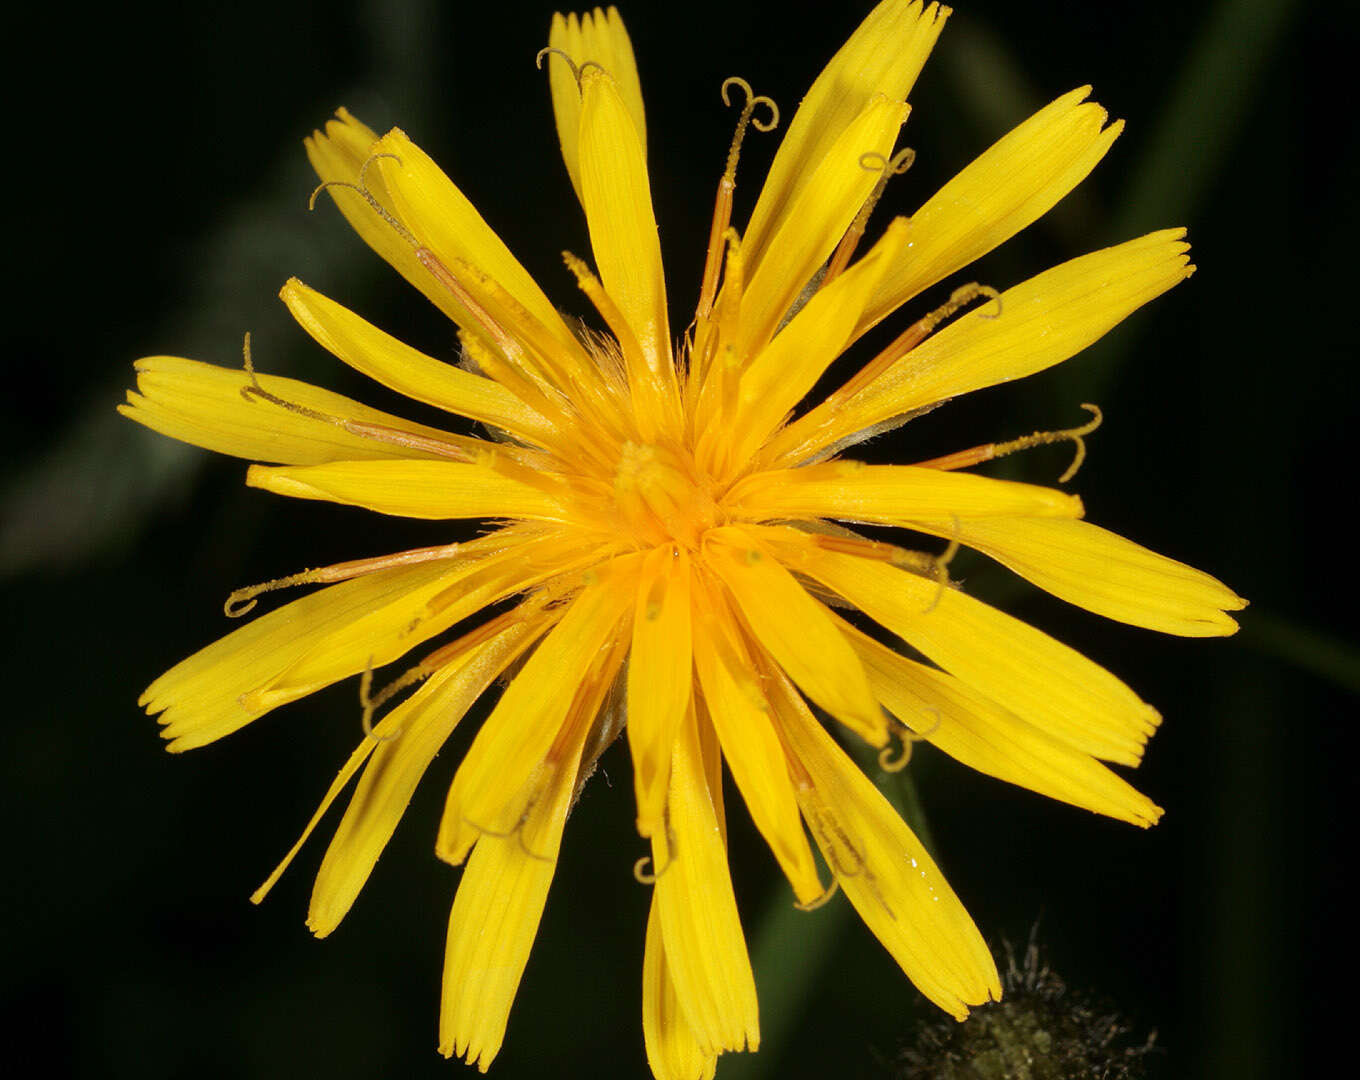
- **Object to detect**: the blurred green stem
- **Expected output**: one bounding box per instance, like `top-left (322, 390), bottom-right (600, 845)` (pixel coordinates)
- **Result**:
top-left (1112, 0), bottom-right (1300, 240)
top-left (1072, 0), bottom-right (1299, 403)
top-left (1240, 611), bottom-right (1360, 696)
top-left (890, 765), bottom-right (937, 858)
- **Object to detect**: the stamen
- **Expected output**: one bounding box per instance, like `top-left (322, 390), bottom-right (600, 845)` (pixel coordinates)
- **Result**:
top-left (721, 75), bottom-right (781, 138)
top-left (692, 228), bottom-right (743, 390)
top-left (876, 709), bottom-right (941, 772)
top-left (809, 532), bottom-right (909, 565)
top-left (827, 284), bottom-right (1002, 407)
top-left (223, 541), bottom-right (465, 618)
top-left (358, 659), bottom-right (400, 742)
top-left (877, 726), bottom-right (912, 772)
top-left (695, 77), bottom-right (778, 321)
top-left (308, 152), bottom-right (415, 246)
top-left (806, 804), bottom-right (865, 879)
top-left (456, 329), bottom-right (556, 421)
top-left (822, 147), bottom-right (916, 287)
top-left (535, 48), bottom-right (609, 90)
top-left (912, 403), bottom-right (1104, 483)
top-left (464, 807), bottom-right (554, 863)
top-left (238, 333), bottom-right (475, 462)
top-left (923, 515), bottom-right (961, 614)
top-left (361, 662), bottom-right (431, 719)
top-left (794, 879), bottom-right (841, 911)
top-left (632, 849), bottom-right (675, 885)
top-left (535, 45), bottom-right (581, 84)
top-left (561, 250), bottom-right (649, 386)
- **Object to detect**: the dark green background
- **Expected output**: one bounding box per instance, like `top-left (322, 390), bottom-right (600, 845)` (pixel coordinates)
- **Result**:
top-left (3, 0), bottom-right (1350, 1076)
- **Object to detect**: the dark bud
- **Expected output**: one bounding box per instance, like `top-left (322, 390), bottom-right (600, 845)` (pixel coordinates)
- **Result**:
top-left (895, 933), bottom-right (1157, 1080)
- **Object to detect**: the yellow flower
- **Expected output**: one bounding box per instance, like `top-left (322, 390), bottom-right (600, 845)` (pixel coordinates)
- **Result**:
top-left (120, 2), bottom-right (1245, 1076)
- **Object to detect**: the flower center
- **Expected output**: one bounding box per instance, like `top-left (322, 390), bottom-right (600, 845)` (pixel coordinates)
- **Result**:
top-left (612, 441), bottom-right (721, 550)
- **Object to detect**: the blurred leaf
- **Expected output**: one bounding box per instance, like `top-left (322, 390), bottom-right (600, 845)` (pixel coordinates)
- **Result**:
top-left (938, 16), bottom-right (1099, 247)
top-left (1239, 610), bottom-right (1360, 696)
top-left (1071, 0), bottom-right (1300, 403)
top-left (1112, 0), bottom-right (1300, 239)
top-left (0, 0), bottom-right (441, 580)
top-left (725, 886), bottom-right (852, 1080)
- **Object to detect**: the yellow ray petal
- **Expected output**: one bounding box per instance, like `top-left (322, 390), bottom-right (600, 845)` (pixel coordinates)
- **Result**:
top-left (304, 612), bottom-right (550, 936)
top-left (371, 129), bottom-right (577, 350)
top-left (142, 558), bottom-right (472, 752)
top-left (726, 461), bottom-right (1083, 524)
top-left (855, 87), bottom-right (1124, 336)
top-left (742, 0), bottom-right (947, 271)
top-left (247, 531), bottom-right (596, 713)
top-left (845, 621), bottom-right (1163, 826)
top-left (729, 218), bottom-right (908, 466)
top-left (244, 458), bottom-right (567, 521)
top-left (738, 94), bottom-right (909, 357)
top-left (767, 667), bottom-right (1001, 1018)
top-left (627, 545), bottom-right (694, 837)
top-left (819, 231), bottom-right (1193, 452)
top-left (643, 897), bottom-right (719, 1080)
top-left (757, 528), bottom-right (1160, 766)
top-left (547, 6), bottom-right (646, 204)
top-left (704, 526), bottom-right (885, 745)
top-left (578, 67), bottom-right (672, 377)
top-left (435, 562), bottom-right (637, 865)
top-left (279, 279), bottom-right (553, 445)
top-left (438, 672), bottom-right (602, 1071)
top-left (652, 706), bottom-right (760, 1055)
top-left (912, 517), bottom-right (1245, 637)
top-left (305, 108), bottom-right (470, 327)
top-left (690, 585), bottom-right (824, 904)
top-left (120, 356), bottom-right (476, 465)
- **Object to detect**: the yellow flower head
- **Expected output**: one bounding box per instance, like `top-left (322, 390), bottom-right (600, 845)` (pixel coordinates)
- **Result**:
top-left (121, 2), bottom-right (1245, 1075)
